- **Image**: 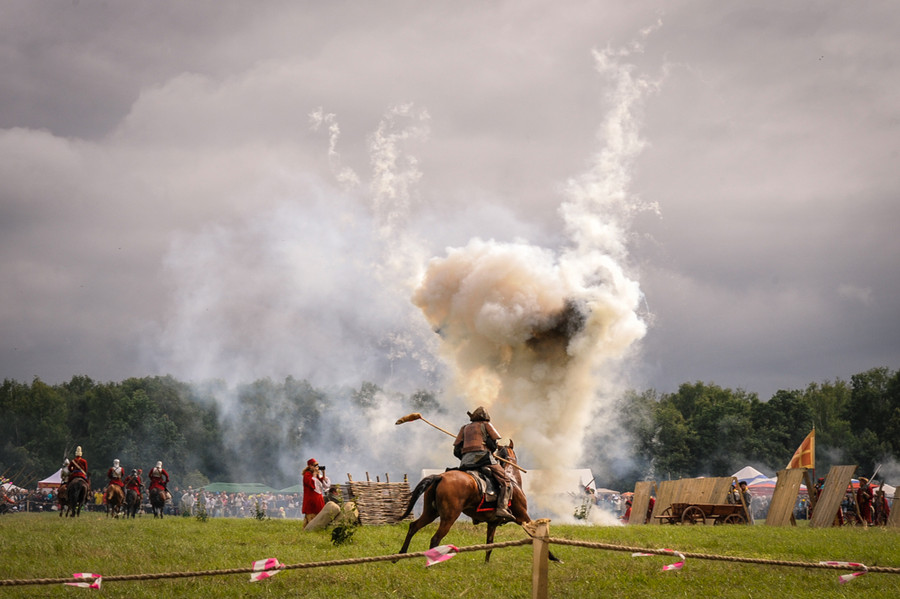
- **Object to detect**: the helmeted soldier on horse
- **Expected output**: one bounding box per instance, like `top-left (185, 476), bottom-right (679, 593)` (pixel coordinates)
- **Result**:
top-left (453, 406), bottom-right (514, 523)
top-left (66, 446), bottom-right (88, 484)
top-left (106, 459), bottom-right (124, 495)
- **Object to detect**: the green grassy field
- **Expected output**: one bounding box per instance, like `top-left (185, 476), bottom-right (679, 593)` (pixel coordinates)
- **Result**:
top-left (1, 512), bottom-right (897, 598)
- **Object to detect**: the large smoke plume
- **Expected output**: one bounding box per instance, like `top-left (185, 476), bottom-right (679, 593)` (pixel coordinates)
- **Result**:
top-left (156, 30), bottom-right (662, 515)
top-left (411, 35), bottom-right (661, 482)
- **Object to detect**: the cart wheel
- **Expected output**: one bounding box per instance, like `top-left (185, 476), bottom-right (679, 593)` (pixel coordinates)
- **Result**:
top-left (720, 513), bottom-right (746, 525)
top-left (659, 506), bottom-right (674, 524)
top-left (681, 505), bottom-right (705, 524)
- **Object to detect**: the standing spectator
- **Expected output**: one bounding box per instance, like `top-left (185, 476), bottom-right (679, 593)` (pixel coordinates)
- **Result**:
top-left (302, 458), bottom-right (325, 524)
top-left (621, 499), bottom-right (632, 523)
top-left (181, 489), bottom-right (195, 516)
top-left (646, 496), bottom-right (656, 524)
top-left (873, 484), bottom-right (890, 525)
top-left (316, 466), bottom-right (331, 499)
top-left (738, 481), bottom-right (754, 524)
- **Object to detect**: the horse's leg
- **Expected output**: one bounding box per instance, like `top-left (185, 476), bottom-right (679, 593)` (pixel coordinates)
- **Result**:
top-left (398, 509), bottom-right (438, 555)
top-left (484, 522), bottom-right (498, 563)
top-left (398, 486), bottom-right (440, 556)
top-left (428, 493), bottom-right (463, 549)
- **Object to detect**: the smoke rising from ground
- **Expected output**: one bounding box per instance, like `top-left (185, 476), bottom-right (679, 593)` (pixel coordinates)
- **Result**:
top-left (411, 38), bottom-right (659, 497)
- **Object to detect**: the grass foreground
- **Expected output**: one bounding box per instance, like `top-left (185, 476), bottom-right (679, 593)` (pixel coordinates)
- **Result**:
top-left (0, 511), bottom-right (898, 598)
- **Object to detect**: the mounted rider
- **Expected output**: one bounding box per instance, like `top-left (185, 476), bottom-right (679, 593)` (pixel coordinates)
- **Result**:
top-left (106, 458), bottom-right (125, 500)
top-left (453, 406), bottom-right (514, 523)
top-left (148, 461), bottom-right (170, 498)
top-left (66, 446), bottom-right (89, 484)
top-left (124, 468), bottom-right (143, 499)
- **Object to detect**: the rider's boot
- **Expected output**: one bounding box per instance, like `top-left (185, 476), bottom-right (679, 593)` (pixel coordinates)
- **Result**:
top-left (493, 484), bottom-right (515, 523)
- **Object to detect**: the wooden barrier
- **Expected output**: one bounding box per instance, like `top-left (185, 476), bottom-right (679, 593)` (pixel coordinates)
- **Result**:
top-left (765, 468), bottom-right (807, 526)
top-left (628, 480), bottom-right (655, 525)
top-left (809, 465), bottom-right (856, 528)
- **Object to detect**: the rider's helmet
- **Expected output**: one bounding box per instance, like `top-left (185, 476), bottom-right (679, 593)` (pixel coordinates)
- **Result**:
top-left (467, 406), bottom-right (491, 422)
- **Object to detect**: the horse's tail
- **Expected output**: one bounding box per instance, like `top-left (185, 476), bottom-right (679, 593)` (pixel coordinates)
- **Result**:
top-left (398, 474), bottom-right (441, 520)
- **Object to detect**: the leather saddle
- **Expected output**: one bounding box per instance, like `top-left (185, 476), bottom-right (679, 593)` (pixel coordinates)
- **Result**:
top-left (448, 467), bottom-right (501, 511)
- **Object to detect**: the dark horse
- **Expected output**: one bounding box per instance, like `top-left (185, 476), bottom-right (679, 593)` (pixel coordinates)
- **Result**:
top-left (106, 485), bottom-right (125, 518)
top-left (397, 441), bottom-right (558, 563)
top-left (65, 477), bottom-right (89, 518)
top-left (124, 489), bottom-right (141, 518)
top-left (149, 487), bottom-right (167, 518)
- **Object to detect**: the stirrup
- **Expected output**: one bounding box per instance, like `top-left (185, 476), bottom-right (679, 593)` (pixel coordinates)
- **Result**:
top-left (494, 507), bottom-right (514, 523)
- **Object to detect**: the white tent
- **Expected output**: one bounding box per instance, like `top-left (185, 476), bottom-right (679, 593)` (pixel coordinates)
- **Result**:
top-left (731, 466), bottom-right (772, 483)
top-left (1, 481), bottom-right (27, 494)
top-left (37, 468), bottom-right (64, 489)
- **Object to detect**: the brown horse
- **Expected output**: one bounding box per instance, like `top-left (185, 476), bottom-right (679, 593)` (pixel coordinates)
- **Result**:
top-left (57, 483), bottom-right (69, 517)
top-left (149, 487), bottom-right (167, 518)
top-left (397, 441), bottom-right (558, 563)
top-left (106, 485), bottom-right (125, 518)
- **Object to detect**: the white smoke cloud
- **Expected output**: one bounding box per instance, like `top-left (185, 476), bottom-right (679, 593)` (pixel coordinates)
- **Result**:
top-left (410, 34), bottom-right (662, 508)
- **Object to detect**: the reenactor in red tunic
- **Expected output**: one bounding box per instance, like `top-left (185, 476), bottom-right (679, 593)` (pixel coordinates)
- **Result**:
top-left (148, 461), bottom-right (170, 495)
top-left (856, 477), bottom-right (873, 525)
top-left (124, 469), bottom-right (143, 499)
top-left (106, 458), bottom-right (125, 501)
top-left (67, 446), bottom-right (88, 484)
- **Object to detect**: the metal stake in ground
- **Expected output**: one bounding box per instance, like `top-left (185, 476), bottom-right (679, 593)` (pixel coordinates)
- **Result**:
top-left (395, 412), bottom-right (527, 473)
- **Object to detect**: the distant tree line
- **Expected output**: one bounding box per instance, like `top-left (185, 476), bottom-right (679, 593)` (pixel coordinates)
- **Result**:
top-left (1, 367), bottom-right (897, 491)
top-left (596, 366), bottom-right (900, 490)
top-left (0, 374), bottom-right (441, 491)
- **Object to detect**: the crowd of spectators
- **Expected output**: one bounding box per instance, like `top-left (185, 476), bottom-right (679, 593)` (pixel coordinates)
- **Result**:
top-left (8, 486), bottom-right (311, 518)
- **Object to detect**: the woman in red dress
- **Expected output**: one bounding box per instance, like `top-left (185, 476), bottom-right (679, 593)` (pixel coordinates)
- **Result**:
top-left (302, 458), bottom-right (325, 524)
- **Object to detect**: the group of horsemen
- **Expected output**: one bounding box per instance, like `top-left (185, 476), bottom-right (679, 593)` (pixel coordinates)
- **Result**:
top-left (64, 445), bottom-right (171, 505)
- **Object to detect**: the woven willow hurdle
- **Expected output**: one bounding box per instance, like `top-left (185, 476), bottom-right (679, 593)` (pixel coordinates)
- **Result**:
top-left (345, 473), bottom-right (413, 525)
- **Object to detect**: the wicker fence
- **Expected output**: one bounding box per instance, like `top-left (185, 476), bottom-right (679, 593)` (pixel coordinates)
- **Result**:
top-left (344, 473), bottom-right (412, 525)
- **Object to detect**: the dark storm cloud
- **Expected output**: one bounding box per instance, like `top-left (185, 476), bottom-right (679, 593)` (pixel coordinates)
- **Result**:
top-left (1, 0), bottom-right (899, 402)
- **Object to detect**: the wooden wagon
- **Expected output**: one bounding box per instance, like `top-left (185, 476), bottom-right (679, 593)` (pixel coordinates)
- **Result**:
top-left (655, 501), bottom-right (748, 525)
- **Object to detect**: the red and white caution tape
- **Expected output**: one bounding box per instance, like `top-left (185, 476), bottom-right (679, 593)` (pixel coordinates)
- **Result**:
top-left (249, 558), bottom-right (285, 582)
top-left (424, 544), bottom-right (459, 566)
top-left (633, 548), bottom-right (685, 572)
top-left (65, 573), bottom-right (102, 589)
top-left (819, 561), bottom-right (868, 584)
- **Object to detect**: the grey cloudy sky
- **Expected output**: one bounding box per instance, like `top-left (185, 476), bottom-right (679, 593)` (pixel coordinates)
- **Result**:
top-left (3, 0), bottom-right (899, 401)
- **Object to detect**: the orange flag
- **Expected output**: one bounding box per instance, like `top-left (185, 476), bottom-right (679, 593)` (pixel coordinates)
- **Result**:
top-left (786, 429), bottom-right (815, 469)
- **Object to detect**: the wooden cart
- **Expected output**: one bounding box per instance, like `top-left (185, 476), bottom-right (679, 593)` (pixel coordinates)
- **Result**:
top-left (655, 502), bottom-right (748, 525)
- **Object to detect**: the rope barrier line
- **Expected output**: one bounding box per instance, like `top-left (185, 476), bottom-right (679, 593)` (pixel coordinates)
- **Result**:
top-left (0, 538), bottom-right (533, 587)
top-left (2, 535), bottom-right (897, 586)
top-left (546, 538), bottom-right (900, 574)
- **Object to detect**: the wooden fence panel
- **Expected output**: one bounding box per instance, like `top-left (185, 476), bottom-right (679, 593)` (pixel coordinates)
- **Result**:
top-left (628, 481), bottom-right (655, 525)
top-left (765, 468), bottom-right (806, 527)
top-left (809, 465), bottom-right (856, 528)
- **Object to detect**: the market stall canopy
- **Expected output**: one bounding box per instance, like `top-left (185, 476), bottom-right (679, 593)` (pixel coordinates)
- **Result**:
top-left (37, 468), bottom-right (64, 489)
